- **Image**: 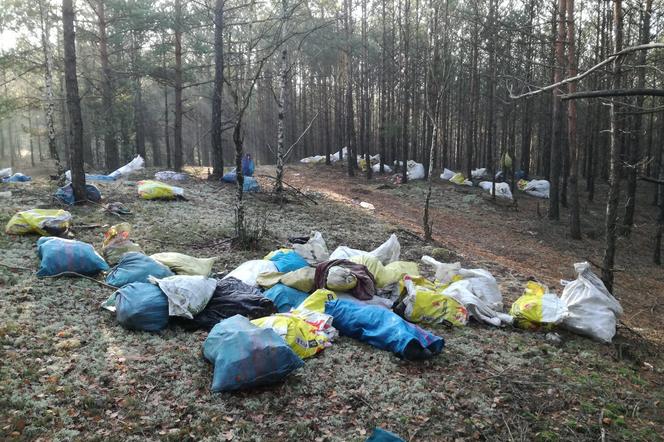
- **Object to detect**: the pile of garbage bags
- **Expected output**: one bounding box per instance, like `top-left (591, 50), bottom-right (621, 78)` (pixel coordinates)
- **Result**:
top-left (221, 154), bottom-right (260, 192)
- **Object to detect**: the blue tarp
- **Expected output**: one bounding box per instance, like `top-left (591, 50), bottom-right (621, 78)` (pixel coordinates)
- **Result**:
top-left (36, 237), bottom-right (109, 277)
top-left (203, 315), bottom-right (304, 392)
top-left (85, 174), bottom-right (116, 181)
top-left (263, 284), bottom-right (309, 313)
top-left (2, 173), bottom-right (31, 183)
top-left (269, 251), bottom-right (309, 273)
top-left (221, 171), bottom-right (260, 192)
top-left (106, 252), bottom-right (174, 287)
top-left (324, 299), bottom-right (444, 360)
top-left (115, 282), bottom-right (169, 331)
top-left (55, 183), bottom-right (102, 205)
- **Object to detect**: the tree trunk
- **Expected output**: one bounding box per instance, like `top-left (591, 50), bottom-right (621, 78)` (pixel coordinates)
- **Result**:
top-left (173, 0), bottom-right (184, 171)
top-left (549, 0), bottom-right (566, 220)
top-left (62, 0), bottom-right (86, 201)
top-left (567, 0), bottom-right (581, 239)
top-left (601, 0), bottom-right (623, 292)
top-left (210, 0), bottom-right (225, 178)
top-left (39, 0), bottom-right (61, 172)
top-left (131, 32), bottom-right (146, 161)
top-left (97, 0), bottom-right (118, 171)
top-left (274, 0), bottom-right (288, 196)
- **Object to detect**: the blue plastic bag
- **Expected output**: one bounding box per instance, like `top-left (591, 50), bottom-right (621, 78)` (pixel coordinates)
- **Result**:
top-left (221, 171), bottom-right (260, 192)
top-left (115, 282), bottom-right (169, 331)
top-left (366, 428), bottom-right (405, 442)
top-left (2, 173), bottom-right (31, 183)
top-left (263, 284), bottom-right (309, 313)
top-left (269, 251), bottom-right (308, 273)
top-left (55, 183), bottom-right (102, 205)
top-left (324, 299), bottom-right (444, 360)
top-left (36, 237), bottom-right (110, 277)
top-left (106, 252), bottom-right (174, 287)
top-left (85, 174), bottom-right (116, 182)
top-left (242, 154), bottom-right (255, 177)
top-left (203, 315), bottom-right (304, 392)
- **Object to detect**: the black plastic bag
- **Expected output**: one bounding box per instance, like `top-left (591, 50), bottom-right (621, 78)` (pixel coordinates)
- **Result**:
top-left (176, 277), bottom-right (277, 330)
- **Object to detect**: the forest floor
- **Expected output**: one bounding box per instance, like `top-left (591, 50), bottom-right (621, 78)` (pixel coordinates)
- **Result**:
top-left (0, 163), bottom-right (662, 441)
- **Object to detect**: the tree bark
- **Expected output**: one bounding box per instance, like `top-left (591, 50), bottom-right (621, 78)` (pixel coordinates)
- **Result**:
top-left (62, 0), bottom-right (86, 201)
top-left (567, 0), bottom-right (581, 239)
top-left (549, 0), bottom-right (566, 220)
top-left (173, 0), bottom-right (184, 171)
top-left (274, 0), bottom-right (288, 196)
top-left (97, 0), bottom-right (118, 171)
top-left (39, 0), bottom-right (62, 172)
top-left (210, 0), bottom-right (225, 178)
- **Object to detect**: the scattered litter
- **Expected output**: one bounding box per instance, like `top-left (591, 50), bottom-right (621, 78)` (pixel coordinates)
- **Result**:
top-left (106, 252), bottom-right (173, 287)
top-left (151, 252), bottom-right (216, 276)
top-left (55, 183), bottom-right (102, 205)
top-left (36, 237), bottom-right (109, 277)
top-left (114, 282), bottom-right (169, 331)
top-left (5, 209), bottom-right (72, 236)
top-left (104, 201), bottom-right (132, 216)
top-left (155, 170), bottom-right (188, 181)
top-left (203, 315), bottom-right (304, 392)
top-left (440, 168), bottom-right (455, 180)
top-left (102, 223), bottom-right (142, 265)
top-left (546, 332), bottom-right (563, 345)
top-left (360, 201), bottom-right (375, 210)
top-left (109, 155), bottom-right (145, 179)
top-left (137, 180), bottom-right (184, 200)
top-left (560, 262), bottom-right (623, 343)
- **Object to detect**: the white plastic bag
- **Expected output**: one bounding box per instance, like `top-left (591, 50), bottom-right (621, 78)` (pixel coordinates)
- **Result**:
top-left (109, 155), bottom-right (145, 179)
top-left (292, 231), bottom-right (330, 265)
top-left (406, 160), bottom-right (425, 180)
top-left (155, 171), bottom-right (188, 181)
top-left (443, 280), bottom-right (513, 327)
top-left (457, 268), bottom-right (503, 311)
top-left (420, 256), bottom-right (461, 285)
top-left (149, 275), bottom-right (216, 319)
top-left (471, 168), bottom-right (487, 179)
top-left (326, 266), bottom-right (357, 291)
top-left (300, 155), bottom-right (326, 164)
top-left (479, 181), bottom-right (513, 200)
top-left (329, 234), bottom-right (401, 265)
top-left (524, 179), bottom-right (550, 198)
top-left (223, 260), bottom-right (278, 286)
top-left (0, 167), bottom-right (12, 178)
top-left (440, 168), bottom-right (455, 180)
top-left (560, 262), bottom-right (623, 343)
top-left (372, 163), bottom-right (393, 173)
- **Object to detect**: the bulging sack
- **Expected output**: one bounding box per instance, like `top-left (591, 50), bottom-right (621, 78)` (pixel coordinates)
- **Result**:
top-left (115, 282), bottom-right (169, 331)
top-left (510, 281), bottom-right (568, 330)
top-left (223, 260), bottom-right (278, 286)
top-left (106, 252), bottom-right (174, 287)
top-left (396, 276), bottom-right (469, 326)
top-left (5, 209), bottom-right (72, 236)
top-left (560, 262), bottom-right (623, 343)
top-left (37, 237), bottom-right (109, 277)
top-left (149, 275), bottom-right (217, 319)
top-left (203, 315), bottom-right (304, 392)
top-left (151, 252), bottom-right (216, 276)
top-left (252, 314), bottom-right (329, 359)
top-left (102, 223), bottom-right (142, 265)
top-left (269, 250), bottom-right (309, 273)
top-left (263, 284), bottom-right (310, 313)
top-left (137, 180), bottom-right (184, 200)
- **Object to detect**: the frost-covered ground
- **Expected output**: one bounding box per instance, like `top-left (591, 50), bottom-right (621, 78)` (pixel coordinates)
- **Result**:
top-left (1, 170), bottom-right (662, 441)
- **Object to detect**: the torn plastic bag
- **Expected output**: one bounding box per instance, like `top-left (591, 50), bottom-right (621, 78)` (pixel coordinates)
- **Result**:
top-left (176, 277), bottom-right (276, 330)
top-left (329, 233), bottom-right (401, 265)
top-left (203, 315), bottom-right (304, 392)
top-left (223, 260), bottom-right (277, 286)
top-left (269, 250), bottom-right (309, 273)
top-left (149, 275), bottom-right (217, 319)
top-left (5, 209), bottom-right (71, 236)
top-left (263, 284), bottom-right (309, 313)
top-left (151, 252), bottom-right (216, 276)
top-left (292, 231), bottom-right (330, 265)
top-left (109, 155), bottom-right (145, 179)
top-left (256, 266), bottom-right (316, 292)
top-left (325, 299), bottom-right (443, 360)
top-left (560, 262), bottom-right (623, 343)
top-left (457, 268), bottom-right (503, 311)
top-left (440, 168), bottom-right (455, 180)
top-left (523, 179), bottom-right (550, 198)
top-left (420, 256), bottom-right (461, 285)
top-left (442, 280), bottom-right (513, 327)
top-left (102, 223), bottom-right (142, 265)
top-left (137, 180), bottom-right (184, 200)
top-left (55, 183), bottom-right (102, 205)
top-left (252, 314), bottom-right (329, 359)
top-left (395, 276), bottom-right (469, 326)
top-left (114, 282), bottom-right (169, 331)
top-left (510, 281), bottom-right (568, 330)
top-left (106, 252), bottom-right (173, 287)
top-left (37, 237), bottom-right (109, 277)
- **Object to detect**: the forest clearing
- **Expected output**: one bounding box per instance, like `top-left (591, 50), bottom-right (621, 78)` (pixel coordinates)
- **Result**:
top-left (1, 0), bottom-right (664, 440)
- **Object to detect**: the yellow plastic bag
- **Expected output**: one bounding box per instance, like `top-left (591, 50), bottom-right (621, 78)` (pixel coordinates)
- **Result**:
top-left (517, 179), bottom-right (529, 191)
top-left (399, 276), bottom-right (469, 326)
top-left (137, 180), bottom-right (183, 200)
top-left (256, 266), bottom-right (316, 292)
top-left (510, 281), bottom-right (568, 330)
top-left (297, 289), bottom-right (337, 313)
top-left (5, 209), bottom-right (72, 236)
top-left (264, 248), bottom-right (293, 260)
top-left (102, 223), bottom-right (142, 265)
top-left (150, 252), bottom-right (216, 276)
top-left (349, 255), bottom-right (419, 288)
top-left (252, 314), bottom-right (328, 359)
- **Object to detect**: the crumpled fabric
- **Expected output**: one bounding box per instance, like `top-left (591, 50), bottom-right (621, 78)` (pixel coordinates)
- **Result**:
top-left (315, 259), bottom-right (376, 300)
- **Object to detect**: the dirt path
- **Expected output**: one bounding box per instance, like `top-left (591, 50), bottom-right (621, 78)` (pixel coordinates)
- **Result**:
top-left (286, 164), bottom-right (664, 340)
